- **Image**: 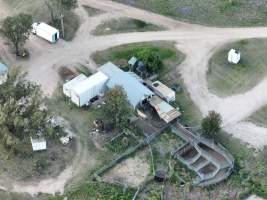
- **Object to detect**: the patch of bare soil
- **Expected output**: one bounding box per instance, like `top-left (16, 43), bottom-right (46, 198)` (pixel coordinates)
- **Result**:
top-left (102, 152), bottom-right (150, 187)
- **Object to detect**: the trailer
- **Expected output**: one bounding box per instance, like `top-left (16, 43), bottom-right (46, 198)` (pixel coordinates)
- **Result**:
top-left (70, 72), bottom-right (109, 107)
top-left (32, 22), bottom-right (60, 43)
top-left (150, 81), bottom-right (176, 102)
top-left (63, 74), bottom-right (87, 97)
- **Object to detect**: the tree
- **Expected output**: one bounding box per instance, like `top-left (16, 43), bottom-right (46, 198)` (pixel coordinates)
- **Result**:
top-left (137, 48), bottom-right (163, 73)
top-left (102, 86), bottom-right (133, 130)
top-left (0, 71), bottom-right (52, 153)
top-left (45, 0), bottom-right (78, 38)
top-left (0, 13), bottom-right (33, 55)
top-left (201, 111), bottom-right (222, 139)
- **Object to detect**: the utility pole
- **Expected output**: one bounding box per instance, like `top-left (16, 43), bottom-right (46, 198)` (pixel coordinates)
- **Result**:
top-left (60, 13), bottom-right (65, 38)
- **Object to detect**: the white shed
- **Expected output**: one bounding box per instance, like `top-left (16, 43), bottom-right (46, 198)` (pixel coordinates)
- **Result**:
top-left (228, 49), bottom-right (241, 64)
top-left (151, 81), bottom-right (175, 102)
top-left (0, 63), bottom-right (8, 85)
top-left (70, 72), bottom-right (108, 107)
top-left (32, 22), bottom-right (60, 43)
top-left (31, 137), bottom-right (47, 151)
top-left (63, 74), bottom-right (87, 97)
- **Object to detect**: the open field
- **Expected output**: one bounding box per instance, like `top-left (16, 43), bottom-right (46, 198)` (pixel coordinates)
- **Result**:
top-left (0, 139), bottom-right (75, 182)
top-left (92, 17), bottom-right (164, 35)
top-left (112, 0), bottom-right (267, 27)
top-left (207, 39), bottom-right (267, 97)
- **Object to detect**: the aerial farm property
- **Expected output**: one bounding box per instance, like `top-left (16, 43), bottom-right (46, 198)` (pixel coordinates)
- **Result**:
top-left (0, 0), bottom-right (267, 200)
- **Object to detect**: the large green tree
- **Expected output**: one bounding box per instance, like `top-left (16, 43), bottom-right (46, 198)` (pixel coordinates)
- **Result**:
top-left (201, 111), bottom-right (222, 139)
top-left (102, 86), bottom-right (132, 130)
top-left (0, 71), bottom-right (52, 152)
top-left (0, 13), bottom-right (33, 55)
top-left (137, 48), bottom-right (163, 73)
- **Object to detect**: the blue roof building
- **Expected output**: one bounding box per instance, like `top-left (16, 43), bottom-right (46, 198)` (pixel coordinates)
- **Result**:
top-left (0, 63), bottom-right (8, 85)
top-left (99, 62), bottom-right (154, 108)
top-left (0, 63), bottom-right (8, 73)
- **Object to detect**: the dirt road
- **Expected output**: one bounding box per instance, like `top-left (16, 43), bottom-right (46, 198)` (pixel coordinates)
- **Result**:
top-left (1, 0), bottom-right (267, 195)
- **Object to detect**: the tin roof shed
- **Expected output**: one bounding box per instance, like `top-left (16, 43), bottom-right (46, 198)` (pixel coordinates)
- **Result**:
top-left (31, 137), bottom-right (47, 151)
top-left (128, 56), bottom-right (138, 66)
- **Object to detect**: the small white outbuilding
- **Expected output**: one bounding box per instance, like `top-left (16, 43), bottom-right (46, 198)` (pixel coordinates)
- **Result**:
top-left (70, 71), bottom-right (108, 107)
top-left (228, 49), bottom-right (241, 64)
top-left (0, 63), bottom-right (8, 85)
top-left (31, 137), bottom-right (47, 152)
top-left (32, 22), bottom-right (60, 43)
top-left (63, 74), bottom-right (87, 97)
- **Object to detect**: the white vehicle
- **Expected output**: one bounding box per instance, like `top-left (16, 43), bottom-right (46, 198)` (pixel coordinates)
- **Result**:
top-left (32, 22), bottom-right (60, 43)
top-left (70, 72), bottom-right (108, 107)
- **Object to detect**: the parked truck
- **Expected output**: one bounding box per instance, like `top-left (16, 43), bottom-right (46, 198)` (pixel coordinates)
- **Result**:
top-left (32, 22), bottom-right (60, 43)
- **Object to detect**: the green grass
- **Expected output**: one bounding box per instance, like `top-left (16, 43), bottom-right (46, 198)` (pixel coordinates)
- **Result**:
top-left (112, 0), bottom-right (267, 27)
top-left (45, 181), bottom-right (135, 200)
top-left (82, 5), bottom-right (104, 17)
top-left (75, 64), bottom-right (92, 77)
top-left (3, 0), bottom-right (50, 22)
top-left (216, 131), bottom-right (267, 198)
top-left (0, 191), bottom-right (34, 200)
top-left (92, 41), bottom-right (185, 74)
top-left (92, 17), bottom-right (164, 36)
top-left (107, 133), bottom-right (139, 154)
top-left (207, 39), bottom-right (267, 97)
top-left (246, 105), bottom-right (267, 128)
top-left (150, 130), bottom-right (186, 170)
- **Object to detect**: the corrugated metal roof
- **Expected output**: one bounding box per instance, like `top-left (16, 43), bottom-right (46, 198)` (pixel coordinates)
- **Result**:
top-left (71, 71), bottom-right (108, 95)
top-left (99, 62), bottom-right (123, 78)
top-left (149, 96), bottom-right (180, 123)
top-left (63, 74), bottom-right (87, 90)
top-left (0, 63), bottom-right (8, 72)
top-left (31, 137), bottom-right (47, 151)
top-left (99, 62), bottom-right (154, 107)
top-left (128, 56), bottom-right (138, 66)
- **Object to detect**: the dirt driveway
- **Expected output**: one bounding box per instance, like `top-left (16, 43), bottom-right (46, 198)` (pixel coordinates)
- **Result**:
top-left (1, 0), bottom-right (267, 195)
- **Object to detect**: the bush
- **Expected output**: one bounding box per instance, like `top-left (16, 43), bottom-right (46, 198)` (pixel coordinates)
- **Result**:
top-left (137, 48), bottom-right (163, 73)
top-left (34, 158), bottom-right (49, 174)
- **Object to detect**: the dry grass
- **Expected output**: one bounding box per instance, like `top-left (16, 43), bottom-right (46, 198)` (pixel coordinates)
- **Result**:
top-left (207, 39), bottom-right (267, 97)
top-left (92, 17), bottom-right (164, 36)
top-left (113, 0), bottom-right (267, 27)
top-left (3, 0), bottom-right (80, 41)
